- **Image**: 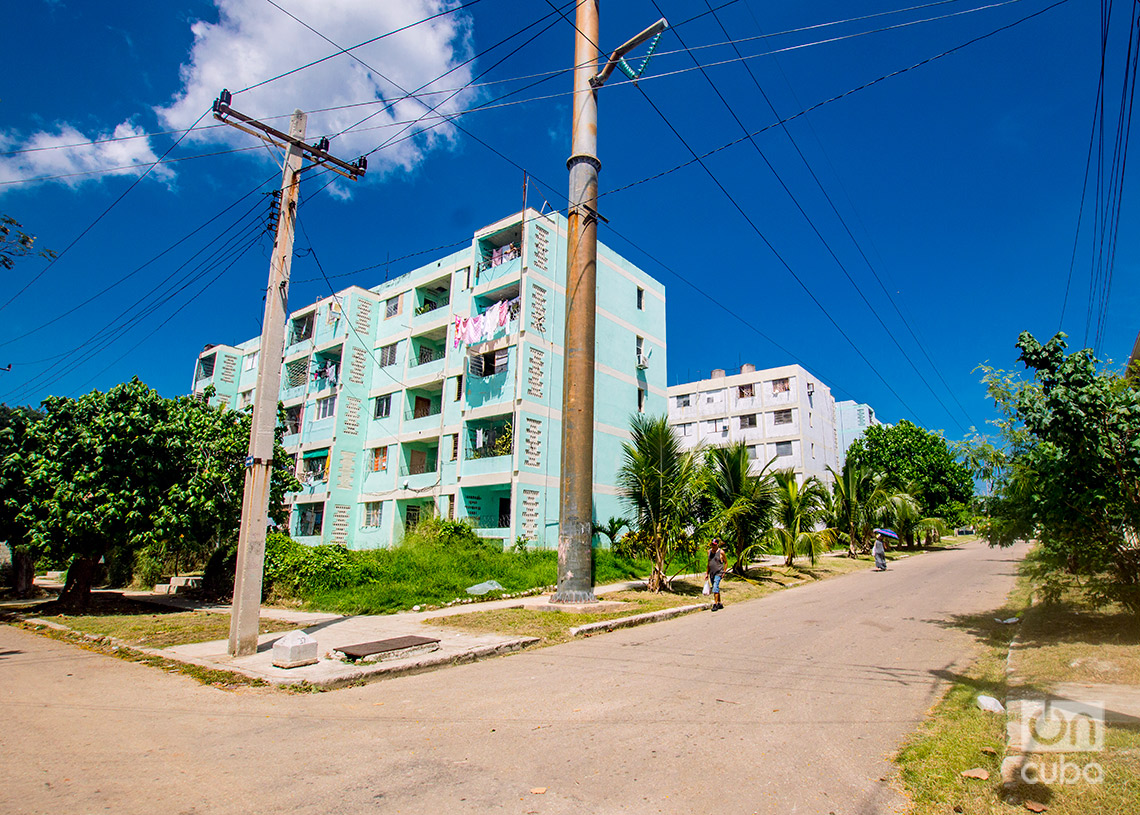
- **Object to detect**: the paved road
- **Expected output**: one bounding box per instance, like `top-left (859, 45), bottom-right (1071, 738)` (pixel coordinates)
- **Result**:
top-left (1, 540), bottom-right (1026, 815)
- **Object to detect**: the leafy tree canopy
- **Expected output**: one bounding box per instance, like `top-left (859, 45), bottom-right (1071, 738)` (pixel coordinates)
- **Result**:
top-left (19, 378), bottom-right (297, 608)
top-left (1, 214), bottom-right (55, 271)
top-left (981, 331), bottom-right (1140, 614)
top-left (845, 420), bottom-right (972, 524)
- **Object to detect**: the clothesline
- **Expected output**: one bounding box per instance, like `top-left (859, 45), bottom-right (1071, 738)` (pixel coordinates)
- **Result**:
top-left (453, 297), bottom-right (520, 349)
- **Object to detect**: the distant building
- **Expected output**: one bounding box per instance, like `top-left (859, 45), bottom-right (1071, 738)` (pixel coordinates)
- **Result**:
top-left (191, 209), bottom-right (667, 549)
top-left (835, 400), bottom-right (883, 467)
top-left (667, 364), bottom-right (839, 484)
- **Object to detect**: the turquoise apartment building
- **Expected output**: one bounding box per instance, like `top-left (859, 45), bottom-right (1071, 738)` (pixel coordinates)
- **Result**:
top-left (190, 209), bottom-right (667, 549)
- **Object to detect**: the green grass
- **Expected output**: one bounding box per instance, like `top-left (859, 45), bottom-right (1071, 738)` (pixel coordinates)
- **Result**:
top-left (895, 551), bottom-right (1140, 814)
top-left (274, 543), bottom-right (654, 616)
top-left (50, 609), bottom-right (294, 648)
top-left (429, 556), bottom-right (879, 646)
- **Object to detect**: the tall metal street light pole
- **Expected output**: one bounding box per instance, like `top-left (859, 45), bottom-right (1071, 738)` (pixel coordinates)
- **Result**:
top-left (553, 8), bottom-right (667, 603)
top-left (211, 91), bottom-right (366, 655)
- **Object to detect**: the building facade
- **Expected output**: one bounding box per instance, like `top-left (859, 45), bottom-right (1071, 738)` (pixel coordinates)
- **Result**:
top-left (667, 364), bottom-right (839, 483)
top-left (191, 209), bottom-right (667, 549)
top-left (835, 400), bottom-right (882, 467)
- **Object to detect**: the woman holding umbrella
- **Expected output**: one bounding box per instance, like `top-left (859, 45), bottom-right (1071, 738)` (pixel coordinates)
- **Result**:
top-left (872, 528), bottom-right (898, 571)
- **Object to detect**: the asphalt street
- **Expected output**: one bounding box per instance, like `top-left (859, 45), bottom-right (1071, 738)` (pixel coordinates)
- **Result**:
top-left (0, 539), bottom-right (1027, 815)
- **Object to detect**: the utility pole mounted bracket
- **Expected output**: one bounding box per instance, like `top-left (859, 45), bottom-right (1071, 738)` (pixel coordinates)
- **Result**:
top-left (212, 89), bottom-right (368, 181)
top-left (591, 18), bottom-right (668, 89)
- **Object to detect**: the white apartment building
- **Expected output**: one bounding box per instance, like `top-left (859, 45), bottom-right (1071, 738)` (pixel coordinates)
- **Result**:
top-left (667, 363), bottom-right (839, 484)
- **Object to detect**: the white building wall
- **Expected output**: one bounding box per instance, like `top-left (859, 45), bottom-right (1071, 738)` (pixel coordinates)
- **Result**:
top-left (668, 364), bottom-right (839, 484)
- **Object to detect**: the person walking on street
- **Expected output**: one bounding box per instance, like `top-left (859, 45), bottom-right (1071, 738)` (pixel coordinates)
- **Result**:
top-left (872, 532), bottom-right (888, 571)
top-left (707, 538), bottom-right (727, 611)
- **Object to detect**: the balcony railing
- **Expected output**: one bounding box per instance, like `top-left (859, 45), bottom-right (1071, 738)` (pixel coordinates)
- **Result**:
top-left (414, 299), bottom-right (448, 316)
top-left (470, 514), bottom-right (512, 529)
top-left (404, 403), bottom-right (442, 421)
top-left (399, 458), bottom-right (439, 477)
top-left (409, 348), bottom-right (445, 367)
top-left (475, 242), bottom-right (520, 273)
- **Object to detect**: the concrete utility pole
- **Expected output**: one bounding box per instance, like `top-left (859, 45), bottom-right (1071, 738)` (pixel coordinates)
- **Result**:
top-left (553, 9), bottom-right (667, 603)
top-left (212, 91), bottom-right (365, 656)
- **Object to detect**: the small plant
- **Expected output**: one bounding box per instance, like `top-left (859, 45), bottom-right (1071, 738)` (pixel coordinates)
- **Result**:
top-left (511, 535), bottom-right (532, 553)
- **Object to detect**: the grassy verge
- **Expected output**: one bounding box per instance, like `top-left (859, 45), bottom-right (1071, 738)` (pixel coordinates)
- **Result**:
top-left (895, 551), bottom-right (1140, 814)
top-left (428, 554), bottom-right (878, 646)
top-left (48, 609), bottom-right (295, 649)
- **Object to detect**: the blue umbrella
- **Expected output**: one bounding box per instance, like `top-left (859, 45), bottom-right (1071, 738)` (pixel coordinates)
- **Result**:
top-left (874, 528), bottom-right (899, 540)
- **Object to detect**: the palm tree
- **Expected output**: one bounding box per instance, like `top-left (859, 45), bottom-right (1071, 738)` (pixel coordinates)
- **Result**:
top-left (827, 461), bottom-right (917, 556)
top-left (886, 491), bottom-right (946, 548)
top-left (592, 516), bottom-right (630, 547)
top-left (704, 442), bottom-right (777, 575)
top-left (766, 470), bottom-right (834, 566)
top-left (617, 414), bottom-right (704, 592)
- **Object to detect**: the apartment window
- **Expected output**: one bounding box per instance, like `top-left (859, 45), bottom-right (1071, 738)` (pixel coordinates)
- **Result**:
top-left (326, 300), bottom-right (342, 325)
top-left (737, 383), bottom-right (754, 399)
top-left (747, 444), bottom-right (758, 460)
top-left (379, 343), bottom-right (398, 367)
top-left (451, 434), bottom-right (459, 461)
top-left (809, 412), bottom-right (814, 427)
top-left (636, 286), bottom-right (644, 310)
top-left (290, 313), bottom-right (314, 344)
top-left (238, 390), bottom-right (253, 408)
top-left (196, 354), bottom-right (216, 380)
top-left (811, 442), bottom-right (816, 459)
top-left (635, 335), bottom-right (644, 358)
top-left (775, 441), bottom-right (793, 457)
top-left (369, 446), bottom-right (388, 472)
top-left (470, 348), bottom-right (508, 377)
top-left (679, 422), bottom-right (695, 437)
top-left (300, 450), bottom-right (328, 481)
top-left (316, 395), bottom-right (337, 420)
top-left (773, 409), bottom-right (793, 426)
top-left (363, 501), bottom-right (383, 528)
top-left (637, 387), bottom-right (647, 413)
top-left (385, 295), bottom-right (400, 319)
top-left (703, 419), bottom-right (727, 434)
top-left (374, 394), bottom-right (391, 419)
top-left (243, 351), bottom-right (258, 371)
top-left (771, 377), bottom-right (791, 395)
top-left (740, 414), bottom-right (757, 429)
top-left (296, 502), bottom-right (324, 537)
top-left (676, 394), bottom-right (691, 408)
top-left (284, 405), bottom-right (303, 435)
top-left (454, 374), bottom-right (464, 401)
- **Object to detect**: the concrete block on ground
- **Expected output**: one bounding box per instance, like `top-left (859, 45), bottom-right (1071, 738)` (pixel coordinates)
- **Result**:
top-left (272, 631), bottom-right (319, 669)
top-left (153, 584), bottom-right (176, 595)
top-left (169, 576), bottom-right (201, 589)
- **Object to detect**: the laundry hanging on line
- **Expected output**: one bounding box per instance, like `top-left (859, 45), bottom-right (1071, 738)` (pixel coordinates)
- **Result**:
top-left (453, 297), bottom-right (520, 349)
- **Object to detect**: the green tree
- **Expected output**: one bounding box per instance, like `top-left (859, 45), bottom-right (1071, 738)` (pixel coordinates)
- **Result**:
top-left (765, 470), bottom-right (833, 566)
top-left (981, 331), bottom-right (1140, 614)
top-left (829, 461), bottom-right (891, 556)
top-left (617, 414), bottom-right (703, 591)
top-left (23, 379), bottom-right (298, 609)
top-left (0, 404), bottom-right (45, 596)
top-left (1, 214), bottom-right (55, 271)
top-left (846, 420), bottom-right (972, 524)
top-left (703, 442), bottom-right (777, 575)
top-left (592, 516), bottom-right (629, 547)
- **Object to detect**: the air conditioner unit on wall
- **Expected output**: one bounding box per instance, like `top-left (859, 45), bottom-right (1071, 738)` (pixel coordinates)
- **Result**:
top-left (636, 354), bottom-right (650, 370)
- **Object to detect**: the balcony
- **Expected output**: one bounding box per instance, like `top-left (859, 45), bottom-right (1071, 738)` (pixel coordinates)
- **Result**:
top-left (398, 442), bottom-right (440, 490)
top-left (463, 417), bottom-right (512, 477)
top-left (461, 486), bottom-right (512, 544)
top-left (407, 345), bottom-right (445, 382)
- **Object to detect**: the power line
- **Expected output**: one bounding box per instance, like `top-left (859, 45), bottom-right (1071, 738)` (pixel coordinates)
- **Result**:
top-left (694, 0), bottom-right (978, 428)
top-left (0, 109), bottom-right (213, 314)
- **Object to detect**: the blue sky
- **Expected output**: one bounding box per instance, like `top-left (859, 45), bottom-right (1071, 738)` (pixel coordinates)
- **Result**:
top-left (0, 0), bottom-right (1132, 443)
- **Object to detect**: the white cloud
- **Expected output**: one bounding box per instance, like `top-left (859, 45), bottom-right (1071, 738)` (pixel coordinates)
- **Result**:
top-left (0, 1), bottom-right (475, 193)
top-left (0, 122), bottom-right (173, 188)
top-left (156, 0), bottom-right (478, 176)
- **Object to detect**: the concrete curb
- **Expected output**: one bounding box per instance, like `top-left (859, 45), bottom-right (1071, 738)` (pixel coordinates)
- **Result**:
top-left (569, 602), bottom-right (712, 637)
top-left (17, 614), bottom-right (540, 690)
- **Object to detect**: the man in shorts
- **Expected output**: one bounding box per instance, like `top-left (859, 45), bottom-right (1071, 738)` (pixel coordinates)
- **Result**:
top-left (707, 537), bottom-right (727, 611)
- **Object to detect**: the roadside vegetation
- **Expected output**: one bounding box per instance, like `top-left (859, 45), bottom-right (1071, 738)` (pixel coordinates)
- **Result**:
top-left (896, 550), bottom-right (1140, 814)
top-left (202, 518), bottom-right (654, 615)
